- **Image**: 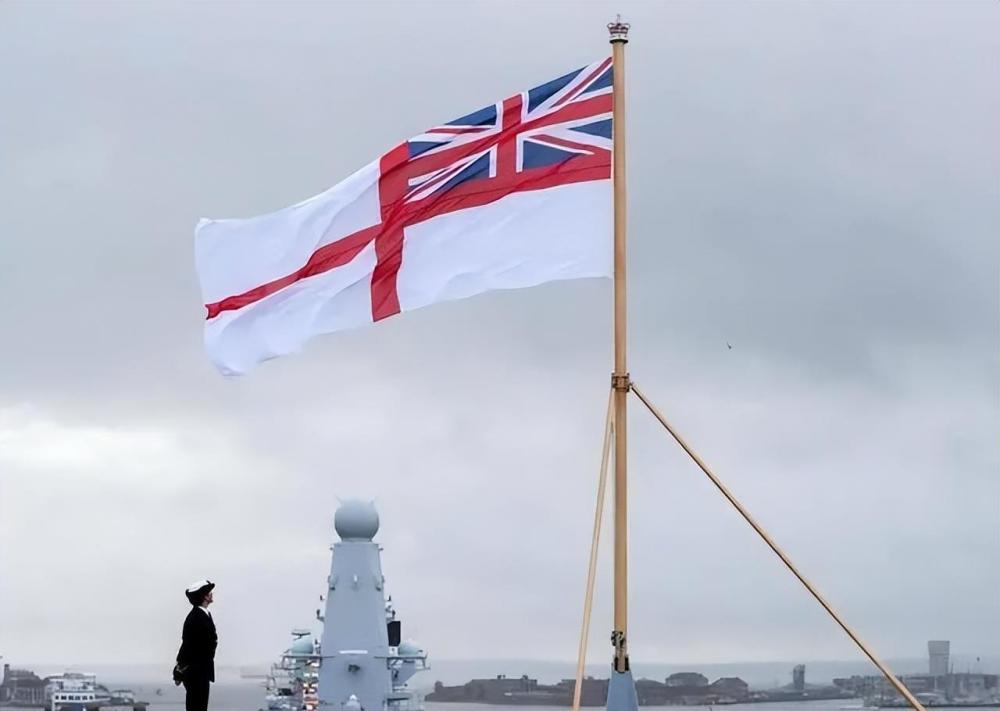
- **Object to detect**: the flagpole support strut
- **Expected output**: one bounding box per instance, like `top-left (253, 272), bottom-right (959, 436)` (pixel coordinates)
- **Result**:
top-left (628, 382), bottom-right (928, 711)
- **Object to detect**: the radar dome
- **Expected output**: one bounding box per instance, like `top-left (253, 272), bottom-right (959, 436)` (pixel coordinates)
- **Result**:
top-left (290, 634), bottom-right (313, 655)
top-left (398, 640), bottom-right (423, 656)
top-left (334, 500), bottom-right (379, 541)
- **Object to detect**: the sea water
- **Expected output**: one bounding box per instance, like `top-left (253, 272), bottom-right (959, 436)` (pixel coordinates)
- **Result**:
top-left (121, 679), bottom-right (857, 711)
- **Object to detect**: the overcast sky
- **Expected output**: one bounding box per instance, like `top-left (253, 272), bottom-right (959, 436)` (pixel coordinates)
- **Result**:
top-left (1, 0), bottom-right (997, 674)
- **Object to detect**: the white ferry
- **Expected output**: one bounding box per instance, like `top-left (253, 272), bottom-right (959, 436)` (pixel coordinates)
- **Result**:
top-left (47, 674), bottom-right (108, 711)
top-left (46, 674), bottom-right (141, 711)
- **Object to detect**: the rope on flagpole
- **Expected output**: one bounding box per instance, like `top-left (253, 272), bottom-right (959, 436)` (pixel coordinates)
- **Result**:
top-left (628, 382), bottom-right (928, 711)
top-left (572, 390), bottom-right (615, 711)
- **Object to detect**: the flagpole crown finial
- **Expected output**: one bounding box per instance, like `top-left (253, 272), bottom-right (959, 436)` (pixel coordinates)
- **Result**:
top-left (608, 15), bottom-right (630, 44)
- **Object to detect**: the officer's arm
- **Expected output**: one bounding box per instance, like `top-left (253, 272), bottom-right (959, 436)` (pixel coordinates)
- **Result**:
top-left (177, 615), bottom-right (196, 663)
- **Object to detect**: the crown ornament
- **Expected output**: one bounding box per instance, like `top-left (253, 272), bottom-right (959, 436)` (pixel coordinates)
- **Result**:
top-left (608, 15), bottom-right (630, 43)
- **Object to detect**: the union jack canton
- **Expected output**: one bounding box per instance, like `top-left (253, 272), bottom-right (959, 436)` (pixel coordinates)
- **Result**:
top-left (402, 56), bottom-right (614, 204)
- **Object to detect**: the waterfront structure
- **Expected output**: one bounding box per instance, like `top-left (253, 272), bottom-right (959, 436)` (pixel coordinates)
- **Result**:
top-left (930, 642), bottom-right (951, 678)
top-left (793, 666), bottom-right (806, 692)
top-left (709, 678), bottom-right (749, 702)
top-left (429, 676), bottom-right (541, 704)
top-left (1, 667), bottom-right (143, 711)
top-left (834, 672), bottom-right (999, 705)
top-left (831, 641), bottom-right (999, 706)
top-left (427, 674), bottom-right (750, 706)
top-left (947, 673), bottom-right (998, 701)
top-left (562, 679), bottom-right (611, 707)
top-left (665, 674), bottom-right (707, 688)
top-left (1, 666), bottom-right (47, 706)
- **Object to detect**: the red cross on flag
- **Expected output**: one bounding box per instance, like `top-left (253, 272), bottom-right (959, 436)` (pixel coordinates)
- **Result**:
top-left (195, 59), bottom-right (613, 375)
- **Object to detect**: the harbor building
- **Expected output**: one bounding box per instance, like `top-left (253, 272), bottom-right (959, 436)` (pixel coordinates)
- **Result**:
top-left (928, 640), bottom-right (950, 677)
top-left (793, 665), bottom-right (805, 692)
top-left (709, 678), bottom-right (749, 701)
top-left (665, 673), bottom-right (708, 688)
top-left (429, 675), bottom-right (541, 704)
top-left (556, 678), bottom-right (610, 707)
top-left (833, 640), bottom-right (998, 705)
top-left (1, 666), bottom-right (47, 706)
top-left (428, 674), bottom-right (751, 706)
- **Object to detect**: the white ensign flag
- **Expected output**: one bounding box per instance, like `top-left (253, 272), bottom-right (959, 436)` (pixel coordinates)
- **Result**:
top-left (195, 58), bottom-right (614, 375)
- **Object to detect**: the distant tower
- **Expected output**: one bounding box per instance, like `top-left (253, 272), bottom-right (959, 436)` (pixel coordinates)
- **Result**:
top-left (928, 641), bottom-right (950, 677)
top-left (792, 665), bottom-right (806, 692)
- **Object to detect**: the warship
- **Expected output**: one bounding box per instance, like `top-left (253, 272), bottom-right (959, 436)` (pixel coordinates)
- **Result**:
top-left (262, 501), bottom-right (428, 711)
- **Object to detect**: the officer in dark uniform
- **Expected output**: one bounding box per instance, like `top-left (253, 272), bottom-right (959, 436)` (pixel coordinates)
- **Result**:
top-left (174, 580), bottom-right (218, 711)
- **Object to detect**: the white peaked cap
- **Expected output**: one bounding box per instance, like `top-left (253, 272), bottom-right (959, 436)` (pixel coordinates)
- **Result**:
top-left (186, 579), bottom-right (214, 593)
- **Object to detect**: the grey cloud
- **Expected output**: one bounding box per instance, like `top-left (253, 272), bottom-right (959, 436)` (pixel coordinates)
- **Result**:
top-left (1, 0), bottom-right (997, 671)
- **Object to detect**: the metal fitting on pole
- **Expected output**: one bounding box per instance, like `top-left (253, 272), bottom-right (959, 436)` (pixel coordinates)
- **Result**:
top-left (608, 15), bottom-right (630, 44)
top-left (611, 630), bottom-right (629, 671)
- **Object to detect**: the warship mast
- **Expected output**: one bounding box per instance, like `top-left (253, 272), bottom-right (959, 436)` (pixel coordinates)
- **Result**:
top-left (316, 501), bottom-right (426, 711)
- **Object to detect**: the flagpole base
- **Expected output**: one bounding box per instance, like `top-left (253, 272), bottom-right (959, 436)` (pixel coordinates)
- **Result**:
top-left (606, 669), bottom-right (638, 711)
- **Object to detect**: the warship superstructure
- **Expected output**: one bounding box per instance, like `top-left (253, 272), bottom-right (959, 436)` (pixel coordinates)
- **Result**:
top-left (264, 501), bottom-right (427, 711)
top-left (264, 631), bottom-right (319, 711)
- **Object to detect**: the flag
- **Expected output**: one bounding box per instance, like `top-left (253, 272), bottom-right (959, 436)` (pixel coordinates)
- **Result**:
top-left (195, 58), bottom-right (613, 375)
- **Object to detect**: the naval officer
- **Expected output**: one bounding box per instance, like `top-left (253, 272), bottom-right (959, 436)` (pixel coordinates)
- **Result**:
top-left (175, 580), bottom-right (218, 711)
